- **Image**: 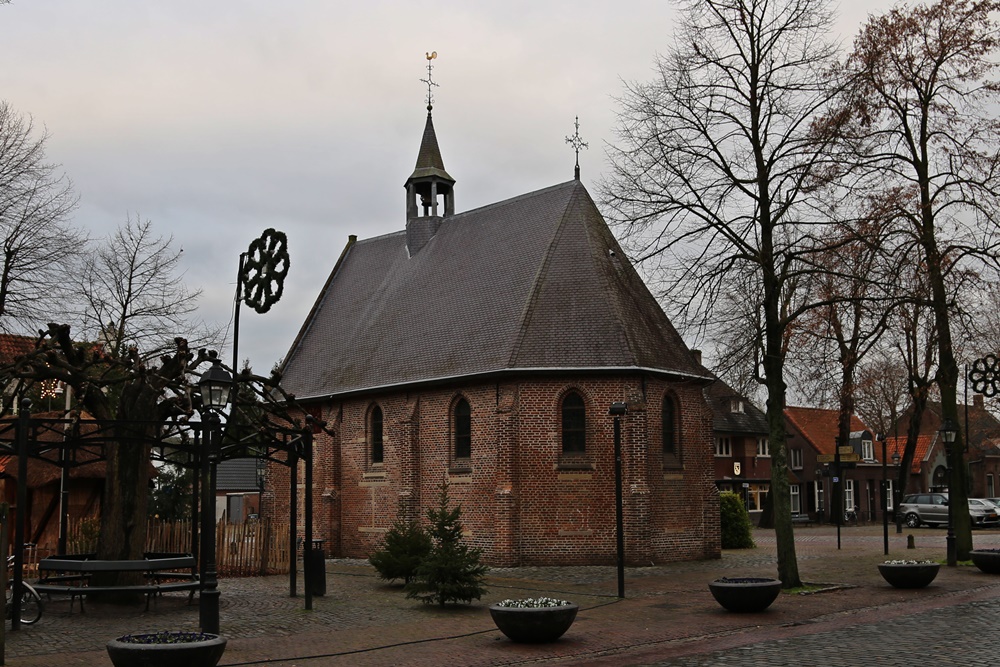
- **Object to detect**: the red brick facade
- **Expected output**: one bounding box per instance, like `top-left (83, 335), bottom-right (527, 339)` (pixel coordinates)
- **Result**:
top-left (267, 374), bottom-right (720, 566)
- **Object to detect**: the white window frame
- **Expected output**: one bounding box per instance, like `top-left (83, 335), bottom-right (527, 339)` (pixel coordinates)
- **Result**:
top-left (756, 437), bottom-right (770, 457)
top-left (862, 439), bottom-right (874, 461)
top-left (815, 481), bottom-right (825, 512)
top-left (715, 437), bottom-right (732, 457)
top-left (989, 474), bottom-right (995, 499)
top-left (790, 484), bottom-right (801, 514)
top-left (730, 399), bottom-right (744, 414)
top-left (844, 479), bottom-right (856, 512)
top-left (789, 448), bottom-right (803, 470)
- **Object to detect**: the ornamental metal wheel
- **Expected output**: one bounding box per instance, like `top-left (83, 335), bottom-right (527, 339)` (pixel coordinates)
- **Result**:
top-left (969, 354), bottom-right (1000, 398)
top-left (241, 228), bottom-right (289, 314)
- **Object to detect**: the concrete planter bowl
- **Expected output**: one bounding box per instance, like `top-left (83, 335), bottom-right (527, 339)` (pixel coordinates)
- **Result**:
top-left (708, 577), bottom-right (781, 613)
top-left (488, 603), bottom-right (579, 643)
top-left (969, 549), bottom-right (1000, 574)
top-left (877, 562), bottom-right (940, 589)
top-left (106, 632), bottom-right (227, 667)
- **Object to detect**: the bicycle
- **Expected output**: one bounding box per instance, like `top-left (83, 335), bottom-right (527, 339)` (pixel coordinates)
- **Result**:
top-left (5, 555), bottom-right (43, 625)
top-left (843, 506), bottom-right (859, 525)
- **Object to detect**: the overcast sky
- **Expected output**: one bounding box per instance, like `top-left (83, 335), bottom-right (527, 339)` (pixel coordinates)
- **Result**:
top-left (3, 0), bottom-right (894, 374)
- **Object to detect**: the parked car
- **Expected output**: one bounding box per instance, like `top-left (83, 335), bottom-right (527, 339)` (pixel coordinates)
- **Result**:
top-left (898, 493), bottom-right (1000, 528)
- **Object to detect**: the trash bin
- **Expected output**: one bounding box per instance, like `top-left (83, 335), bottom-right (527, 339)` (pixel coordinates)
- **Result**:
top-left (305, 539), bottom-right (326, 596)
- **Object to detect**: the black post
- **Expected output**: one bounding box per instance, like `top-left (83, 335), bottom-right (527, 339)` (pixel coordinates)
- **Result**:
top-left (58, 448), bottom-right (69, 556)
top-left (304, 431), bottom-right (313, 610)
top-left (881, 436), bottom-right (889, 555)
top-left (11, 399), bottom-right (30, 632)
top-left (199, 415), bottom-right (221, 634)
top-left (834, 439), bottom-right (842, 550)
top-left (946, 450), bottom-right (956, 567)
top-left (609, 402), bottom-right (627, 599)
top-left (289, 450), bottom-right (298, 598)
top-left (191, 447), bottom-right (200, 566)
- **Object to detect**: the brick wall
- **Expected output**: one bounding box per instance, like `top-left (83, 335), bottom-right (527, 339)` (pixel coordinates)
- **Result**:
top-left (265, 373), bottom-right (720, 565)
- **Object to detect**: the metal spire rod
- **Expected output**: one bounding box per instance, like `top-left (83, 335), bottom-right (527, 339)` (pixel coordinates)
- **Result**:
top-left (565, 116), bottom-right (588, 180)
top-left (421, 51), bottom-right (438, 110)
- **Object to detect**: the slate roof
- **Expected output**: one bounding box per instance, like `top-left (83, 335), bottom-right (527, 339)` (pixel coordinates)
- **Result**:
top-left (703, 379), bottom-right (768, 435)
top-left (281, 180), bottom-right (710, 400)
top-left (407, 111), bottom-right (454, 184)
top-left (784, 406), bottom-right (869, 456)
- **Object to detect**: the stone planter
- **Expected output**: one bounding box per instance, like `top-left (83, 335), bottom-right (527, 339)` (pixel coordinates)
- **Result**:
top-left (969, 549), bottom-right (1000, 574)
top-left (488, 603), bottom-right (579, 643)
top-left (877, 562), bottom-right (940, 588)
top-left (106, 632), bottom-right (227, 667)
top-left (708, 577), bottom-right (781, 612)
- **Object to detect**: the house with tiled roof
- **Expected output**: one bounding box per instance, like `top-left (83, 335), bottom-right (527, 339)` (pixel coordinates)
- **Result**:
top-left (784, 406), bottom-right (901, 523)
top-left (0, 333), bottom-right (38, 413)
top-left (890, 397), bottom-right (1000, 498)
top-left (700, 369), bottom-right (771, 516)
top-left (275, 102), bottom-right (720, 566)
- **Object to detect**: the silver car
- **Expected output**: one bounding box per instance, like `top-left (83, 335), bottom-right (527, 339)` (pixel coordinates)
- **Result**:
top-left (899, 493), bottom-right (999, 528)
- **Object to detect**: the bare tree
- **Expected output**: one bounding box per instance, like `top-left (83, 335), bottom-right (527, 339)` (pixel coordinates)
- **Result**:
top-left (72, 215), bottom-right (218, 359)
top-left (842, 0), bottom-right (1000, 559)
top-left (602, 0), bottom-right (848, 587)
top-left (0, 101), bottom-right (83, 332)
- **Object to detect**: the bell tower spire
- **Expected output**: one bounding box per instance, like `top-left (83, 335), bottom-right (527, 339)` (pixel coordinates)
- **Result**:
top-left (405, 52), bottom-right (455, 254)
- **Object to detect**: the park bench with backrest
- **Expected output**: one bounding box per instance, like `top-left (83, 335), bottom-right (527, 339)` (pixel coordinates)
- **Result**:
top-left (33, 553), bottom-right (199, 612)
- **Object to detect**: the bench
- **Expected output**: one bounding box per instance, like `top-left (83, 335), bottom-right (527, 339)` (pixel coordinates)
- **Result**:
top-left (35, 554), bottom-right (199, 612)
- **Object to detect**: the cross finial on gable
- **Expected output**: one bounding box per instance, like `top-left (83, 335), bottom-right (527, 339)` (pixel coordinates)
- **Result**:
top-left (421, 51), bottom-right (439, 110)
top-left (565, 116), bottom-right (588, 180)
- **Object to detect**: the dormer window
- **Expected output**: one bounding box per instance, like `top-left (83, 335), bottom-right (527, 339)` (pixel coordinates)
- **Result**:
top-left (862, 438), bottom-right (874, 461)
top-left (730, 399), bottom-right (744, 414)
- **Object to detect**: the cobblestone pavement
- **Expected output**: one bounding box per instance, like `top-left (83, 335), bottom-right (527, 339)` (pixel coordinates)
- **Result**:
top-left (3, 524), bottom-right (999, 666)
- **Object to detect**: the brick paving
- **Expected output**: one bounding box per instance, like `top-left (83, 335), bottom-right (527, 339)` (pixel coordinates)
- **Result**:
top-left (3, 524), bottom-right (999, 666)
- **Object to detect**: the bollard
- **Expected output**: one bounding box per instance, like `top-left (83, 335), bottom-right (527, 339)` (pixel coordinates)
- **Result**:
top-left (907, 534), bottom-right (915, 549)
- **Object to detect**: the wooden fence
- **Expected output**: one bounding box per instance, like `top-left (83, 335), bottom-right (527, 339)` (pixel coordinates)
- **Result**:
top-left (64, 517), bottom-right (291, 577)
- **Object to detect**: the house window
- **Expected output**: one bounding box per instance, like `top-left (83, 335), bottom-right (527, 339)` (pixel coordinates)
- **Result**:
top-left (886, 479), bottom-right (895, 510)
top-left (730, 399), bottom-right (744, 413)
top-left (369, 405), bottom-right (384, 465)
top-left (862, 438), bottom-right (874, 461)
top-left (814, 481), bottom-right (825, 512)
top-left (746, 483), bottom-right (768, 511)
top-left (662, 395), bottom-right (676, 455)
top-left (561, 392), bottom-right (586, 453)
top-left (844, 479), bottom-right (856, 513)
top-left (756, 437), bottom-right (770, 457)
top-left (989, 474), bottom-right (995, 499)
top-left (790, 484), bottom-right (801, 514)
top-left (789, 448), bottom-right (803, 469)
top-left (715, 437), bottom-right (732, 457)
top-left (453, 398), bottom-right (471, 460)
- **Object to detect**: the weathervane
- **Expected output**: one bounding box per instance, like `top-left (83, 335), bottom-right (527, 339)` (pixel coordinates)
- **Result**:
top-left (565, 116), bottom-right (588, 180)
top-left (421, 51), bottom-right (438, 110)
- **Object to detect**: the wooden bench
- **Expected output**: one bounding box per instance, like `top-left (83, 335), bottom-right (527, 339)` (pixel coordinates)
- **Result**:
top-left (35, 554), bottom-right (199, 612)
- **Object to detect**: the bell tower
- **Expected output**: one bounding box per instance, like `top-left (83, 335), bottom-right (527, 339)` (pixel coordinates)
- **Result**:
top-left (405, 52), bottom-right (455, 254)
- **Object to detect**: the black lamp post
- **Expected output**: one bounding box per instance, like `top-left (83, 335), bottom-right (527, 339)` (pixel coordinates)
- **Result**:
top-left (878, 433), bottom-right (889, 555)
top-left (198, 351), bottom-right (232, 634)
top-left (891, 446), bottom-right (901, 534)
top-left (939, 418), bottom-right (958, 567)
top-left (609, 402), bottom-right (628, 599)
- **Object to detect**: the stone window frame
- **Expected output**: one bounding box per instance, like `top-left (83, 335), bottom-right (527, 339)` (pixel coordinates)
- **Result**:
top-left (450, 395), bottom-right (472, 473)
top-left (662, 392), bottom-right (682, 469)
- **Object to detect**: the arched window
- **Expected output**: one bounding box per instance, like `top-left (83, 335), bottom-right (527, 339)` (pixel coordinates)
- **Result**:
top-left (561, 392), bottom-right (586, 453)
top-left (454, 398), bottom-right (471, 460)
top-left (662, 395), bottom-right (676, 455)
top-left (370, 405), bottom-right (384, 465)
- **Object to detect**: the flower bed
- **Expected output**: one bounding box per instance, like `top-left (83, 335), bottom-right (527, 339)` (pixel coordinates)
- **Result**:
top-left (708, 577), bottom-right (781, 612)
top-left (106, 631), bottom-right (227, 667)
top-left (969, 549), bottom-right (1000, 574)
top-left (877, 560), bottom-right (940, 588)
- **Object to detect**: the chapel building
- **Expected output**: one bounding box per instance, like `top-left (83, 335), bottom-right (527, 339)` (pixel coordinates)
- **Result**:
top-left (275, 102), bottom-right (721, 566)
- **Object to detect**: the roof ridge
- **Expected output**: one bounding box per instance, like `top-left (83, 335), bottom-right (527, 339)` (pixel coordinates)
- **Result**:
top-left (450, 181), bottom-right (578, 221)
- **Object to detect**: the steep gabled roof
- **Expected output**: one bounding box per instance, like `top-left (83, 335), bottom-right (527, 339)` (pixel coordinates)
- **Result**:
top-left (281, 181), bottom-right (709, 400)
top-left (0, 334), bottom-right (35, 365)
top-left (784, 406), bottom-right (869, 455)
top-left (885, 434), bottom-right (936, 474)
top-left (703, 379), bottom-right (768, 435)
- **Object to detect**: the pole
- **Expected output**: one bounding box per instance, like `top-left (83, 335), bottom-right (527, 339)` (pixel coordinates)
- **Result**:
top-left (613, 413), bottom-right (625, 599)
top-left (289, 450), bottom-right (298, 598)
top-left (946, 445), bottom-right (957, 566)
top-left (881, 438), bottom-right (889, 555)
top-left (12, 399), bottom-right (30, 632)
top-left (199, 416), bottom-right (221, 634)
top-left (304, 431), bottom-right (313, 611)
top-left (834, 439), bottom-right (841, 551)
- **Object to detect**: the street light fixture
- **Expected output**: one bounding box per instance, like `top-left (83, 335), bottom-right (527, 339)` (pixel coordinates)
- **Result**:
top-left (939, 418), bottom-right (959, 567)
top-left (198, 351), bottom-right (232, 634)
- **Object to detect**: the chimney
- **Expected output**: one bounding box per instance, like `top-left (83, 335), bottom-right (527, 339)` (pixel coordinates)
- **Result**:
top-left (691, 349), bottom-right (703, 365)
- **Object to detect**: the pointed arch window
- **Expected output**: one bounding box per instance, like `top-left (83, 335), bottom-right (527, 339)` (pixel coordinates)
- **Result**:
top-left (369, 405), bottom-right (384, 465)
top-left (662, 395), bottom-right (677, 455)
top-left (453, 398), bottom-right (471, 460)
top-left (561, 392), bottom-right (586, 454)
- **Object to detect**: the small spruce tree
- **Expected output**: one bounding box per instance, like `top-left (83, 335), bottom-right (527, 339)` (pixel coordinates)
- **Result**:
top-left (404, 482), bottom-right (488, 605)
top-left (369, 507), bottom-right (432, 585)
top-left (720, 491), bottom-right (756, 549)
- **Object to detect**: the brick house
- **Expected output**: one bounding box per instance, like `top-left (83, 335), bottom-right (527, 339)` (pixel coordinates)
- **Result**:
top-left (703, 374), bottom-right (771, 518)
top-left (274, 104), bottom-right (721, 566)
top-left (784, 406), bottom-right (901, 523)
top-left (888, 397), bottom-right (1000, 498)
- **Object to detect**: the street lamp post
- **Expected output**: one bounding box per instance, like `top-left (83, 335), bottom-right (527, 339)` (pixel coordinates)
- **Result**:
top-left (878, 433), bottom-right (888, 555)
top-left (891, 447), bottom-right (901, 534)
top-left (198, 352), bottom-right (232, 635)
top-left (609, 402), bottom-right (627, 599)
top-left (939, 418), bottom-right (958, 567)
